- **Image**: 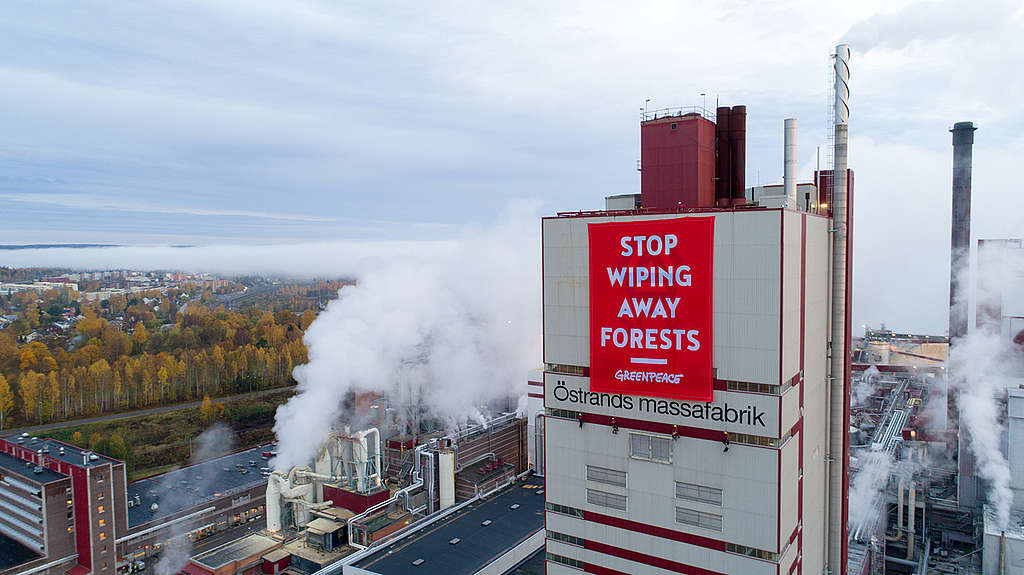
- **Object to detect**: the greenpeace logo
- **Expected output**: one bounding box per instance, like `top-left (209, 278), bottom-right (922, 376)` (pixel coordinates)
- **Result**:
top-left (551, 381), bottom-right (767, 428)
top-left (614, 370), bottom-right (682, 384)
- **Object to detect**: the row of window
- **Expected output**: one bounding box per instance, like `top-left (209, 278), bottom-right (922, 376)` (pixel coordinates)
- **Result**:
top-left (547, 408), bottom-right (579, 420)
top-left (726, 542), bottom-right (780, 561)
top-left (724, 380), bottom-right (781, 395)
top-left (546, 552), bottom-right (584, 569)
top-left (547, 530), bottom-right (583, 546)
top-left (545, 502), bottom-right (584, 518)
top-left (547, 499), bottom-right (780, 559)
top-left (545, 364), bottom-right (587, 376)
top-left (727, 432), bottom-right (778, 447)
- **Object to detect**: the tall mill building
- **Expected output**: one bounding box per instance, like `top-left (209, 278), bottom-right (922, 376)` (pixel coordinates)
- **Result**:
top-left (536, 45), bottom-right (853, 575)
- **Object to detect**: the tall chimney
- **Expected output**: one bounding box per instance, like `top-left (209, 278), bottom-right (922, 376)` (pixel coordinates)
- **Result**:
top-left (949, 121), bottom-right (976, 343)
top-left (827, 42), bottom-right (851, 575)
top-left (784, 118), bottom-right (797, 208)
top-left (730, 105), bottom-right (747, 205)
top-left (715, 107), bottom-right (732, 207)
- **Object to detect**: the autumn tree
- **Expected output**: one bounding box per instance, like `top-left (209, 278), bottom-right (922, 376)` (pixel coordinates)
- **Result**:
top-left (0, 374), bottom-right (13, 430)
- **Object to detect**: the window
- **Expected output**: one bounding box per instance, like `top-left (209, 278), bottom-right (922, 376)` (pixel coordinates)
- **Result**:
top-left (546, 408), bottom-right (579, 420)
top-left (67, 511), bottom-right (73, 520)
top-left (545, 502), bottom-right (584, 518)
top-left (96, 473), bottom-right (104, 483)
top-left (65, 488), bottom-right (72, 496)
top-left (587, 489), bottom-right (626, 511)
top-left (66, 526), bottom-right (73, 533)
top-left (675, 481), bottom-right (723, 505)
top-left (97, 492), bottom-right (104, 501)
top-left (98, 519), bottom-right (105, 527)
top-left (97, 505), bottom-right (105, 513)
top-left (547, 530), bottom-right (584, 546)
top-left (675, 507), bottom-right (722, 531)
top-left (586, 466), bottom-right (626, 487)
top-left (66, 499), bottom-right (73, 506)
top-left (630, 434), bottom-right (650, 459)
top-left (546, 552), bottom-right (584, 569)
top-left (670, 123), bottom-right (678, 130)
top-left (630, 433), bottom-right (672, 463)
top-left (101, 545), bottom-right (107, 553)
top-left (727, 543), bottom-right (780, 561)
top-left (651, 437), bottom-right (671, 462)
top-left (99, 532), bottom-right (106, 541)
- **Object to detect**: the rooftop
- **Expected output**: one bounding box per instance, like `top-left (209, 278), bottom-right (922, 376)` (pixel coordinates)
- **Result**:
top-left (2, 434), bottom-right (120, 469)
top-left (0, 449), bottom-right (66, 484)
top-left (193, 533), bottom-right (280, 570)
top-left (353, 479), bottom-right (544, 575)
top-left (126, 443), bottom-right (275, 528)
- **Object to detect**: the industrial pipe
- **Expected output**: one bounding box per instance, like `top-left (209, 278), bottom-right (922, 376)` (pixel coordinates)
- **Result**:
top-left (784, 119), bottom-right (797, 208)
top-left (888, 479), bottom-right (905, 542)
top-left (730, 105), bottom-right (747, 205)
top-left (907, 482), bottom-right (916, 560)
top-left (715, 107), bottom-right (732, 207)
top-left (827, 42), bottom-right (852, 575)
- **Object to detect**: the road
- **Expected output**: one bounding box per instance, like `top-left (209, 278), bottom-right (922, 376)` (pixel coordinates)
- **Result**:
top-left (2, 387), bottom-right (293, 436)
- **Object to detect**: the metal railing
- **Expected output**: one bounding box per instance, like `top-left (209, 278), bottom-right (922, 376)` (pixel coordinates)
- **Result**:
top-left (641, 106), bottom-right (716, 123)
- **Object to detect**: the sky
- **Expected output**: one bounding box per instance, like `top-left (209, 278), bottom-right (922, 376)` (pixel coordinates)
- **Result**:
top-left (1, 0), bottom-right (1022, 334)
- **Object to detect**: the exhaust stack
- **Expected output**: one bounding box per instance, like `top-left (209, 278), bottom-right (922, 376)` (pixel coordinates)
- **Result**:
top-left (949, 121), bottom-right (976, 343)
top-left (784, 118), bottom-right (797, 207)
top-left (827, 42), bottom-right (851, 575)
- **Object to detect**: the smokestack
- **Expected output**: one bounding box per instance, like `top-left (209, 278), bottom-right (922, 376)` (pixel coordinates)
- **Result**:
top-left (730, 105), bottom-right (747, 205)
top-left (784, 119), bottom-right (797, 208)
top-left (949, 121), bottom-right (976, 343)
top-left (827, 42), bottom-right (851, 575)
top-left (715, 107), bottom-right (732, 207)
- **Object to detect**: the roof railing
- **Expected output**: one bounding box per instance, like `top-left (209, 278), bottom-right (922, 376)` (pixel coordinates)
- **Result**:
top-left (641, 105), bottom-right (716, 123)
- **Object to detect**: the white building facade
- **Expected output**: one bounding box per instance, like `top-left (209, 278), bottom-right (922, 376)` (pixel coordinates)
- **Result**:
top-left (540, 208), bottom-right (833, 575)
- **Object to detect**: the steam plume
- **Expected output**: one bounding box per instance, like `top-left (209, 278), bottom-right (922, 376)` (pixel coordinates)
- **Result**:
top-left (271, 203), bottom-right (540, 470)
top-left (950, 330), bottom-right (1019, 530)
top-left (852, 365), bottom-right (881, 406)
top-left (848, 448), bottom-right (893, 531)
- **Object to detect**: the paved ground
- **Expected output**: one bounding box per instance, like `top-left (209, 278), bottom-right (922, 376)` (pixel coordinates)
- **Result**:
top-left (2, 387), bottom-right (292, 436)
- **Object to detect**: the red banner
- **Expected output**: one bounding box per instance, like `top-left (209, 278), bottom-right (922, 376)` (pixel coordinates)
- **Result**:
top-left (588, 217), bottom-right (714, 401)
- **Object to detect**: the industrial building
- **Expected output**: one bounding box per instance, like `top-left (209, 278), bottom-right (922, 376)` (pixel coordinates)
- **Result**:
top-left (537, 45), bottom-right (855, 575)
top-left (0, 435), bottom-right (271, 575)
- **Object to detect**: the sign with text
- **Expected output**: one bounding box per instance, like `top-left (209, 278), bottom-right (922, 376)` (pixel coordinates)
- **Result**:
top-left (588, 217), bottom-right (714, 401)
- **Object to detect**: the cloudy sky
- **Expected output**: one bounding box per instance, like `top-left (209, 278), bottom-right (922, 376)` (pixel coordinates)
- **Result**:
top-left (1, 0), bottom-right (1022, 333)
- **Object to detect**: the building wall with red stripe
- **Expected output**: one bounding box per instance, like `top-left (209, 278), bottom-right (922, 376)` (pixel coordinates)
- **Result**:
top-left (541, 209), bottom-right (833, 575)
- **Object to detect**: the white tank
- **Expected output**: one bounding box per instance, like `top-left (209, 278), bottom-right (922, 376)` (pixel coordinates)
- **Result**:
top-left (265, 472), bottom-right (284, 532)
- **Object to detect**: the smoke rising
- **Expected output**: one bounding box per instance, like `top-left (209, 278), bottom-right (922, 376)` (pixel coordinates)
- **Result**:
top-left (843, 0), bottom-right (1013, 53)
top-left (950, 330), bottom-right (1020, 530)
top-left (852, 365), bottom-right (881, 406)
top-left (271, 203), bottom-right (540, 470)
top-left (848, 449), bottom-right (894, 531)
top-left (153, 425), bottom-right (237, 575)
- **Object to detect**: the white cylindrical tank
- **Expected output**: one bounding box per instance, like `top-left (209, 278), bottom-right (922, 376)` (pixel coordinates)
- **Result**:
top-left (438, 451), bottom-right (455, 510)
top-left (266, 472), bottom-right (284, 532)
top-left (784, 118), bottom-right (797, 208)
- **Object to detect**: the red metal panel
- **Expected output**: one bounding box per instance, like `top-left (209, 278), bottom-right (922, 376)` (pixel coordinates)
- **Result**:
top-left (640, 114), bottom-right (716, 209)
top-left (323, 485), bottom-right (389, 514)
top-left (584, 538), bottom-right (728, 575)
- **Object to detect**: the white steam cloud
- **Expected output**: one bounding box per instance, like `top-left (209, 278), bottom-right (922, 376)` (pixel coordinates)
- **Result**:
top-left (271, 203), bottom-right (541, 470)
top-left (950, 330), bottom-right (1021, 530)
top-left (848, 449), bottom-right (894, 531)
top-left (852, 365), bottom-right (881, 406)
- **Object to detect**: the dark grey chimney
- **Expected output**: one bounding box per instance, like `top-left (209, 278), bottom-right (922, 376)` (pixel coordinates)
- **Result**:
top-left (949, 121), bottom-right (976, 343)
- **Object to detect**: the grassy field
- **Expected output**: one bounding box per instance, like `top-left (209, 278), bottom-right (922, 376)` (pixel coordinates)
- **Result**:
top-left (41, 389), bottom-right (294, 480)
